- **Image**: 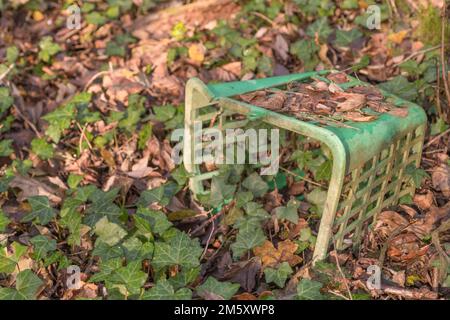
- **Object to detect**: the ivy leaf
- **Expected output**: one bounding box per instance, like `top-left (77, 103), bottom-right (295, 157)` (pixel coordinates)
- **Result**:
top-left (264, 262), bottom-right (293, 288)
top-left (38, 36), bottom-right (61, 63)
top-left (315, 159), bottom-right (332, 181)
top-left (242, 173), bottom-right (268, 197)
top-left (275, 199), bottom-right (300, 224)
top-left (171, 166), bottom-right (190, 186)
top-left (85, 12), bottom-right (107, 25)
top-left (405, 165), bottom-right (430, 188)
top-left (204, 176), bottom-right (236, 207)
top-left (168, 267), bottom-right (200, 289)
top-left (0, 139), bottom-right (13, 157)
top-left (135, 207), bottom-right (172, 236)
top-left (138, 123), bottom-right (153, 150)
top-left (94, 216), bottom-right (127, 247)
top-left (235, 191), bottom-right (253, 208)
top-left (153, 105), bottom-right (176, 122)
top-left (142, 279), bottom-right (192, 300)
top-left (6, 46), bottom-right (19, 64)
top-left (118, 94), bottom-right (145, 133)
top-left (30, 235), bottom-right (57, 261)
top-left (60, 200), bottom-right (84, 247)
top-left (153, 231), bottom-right (203, 269)
top-left (0, 209), bottom-right (10, 232)
top-left (306, 17), bottom-right (332, 42)
top-left (378, 76), bottom-right (418, 101)
top-left (231, 226), bottom-right (266, 259)
top-left (109, 260), bottom-right (147, 296)
top-left (243, 202), bottom-right (270, 221)
top-left (137, 185), bottom-right (165, 207)
top-left (196, 277), bottom-right (240, 300)
top-left (334, 29), bottom-right (363, 47)
top-left (84, 188), bottom-right (121, 227)
top-left (0, 87), bottom-right (13, 117)
top-left (89, 258), bottom-right (122, 283)
top-left (30, 138), bottom-right (54, 160)
top-left (296, 279), bottom-right (323, 300)
top-left (122, 237), bottom-right (154, 261)
top-left (92, 241), bottom-right (124, 261)
top-left (67, 174), bottom-right (83, 189)
top-left (0, 270), bottom-right (43, 300)
top-left (42, 104), bottom-right (76, 143)
top-left (22, 196), bottom-right (56, 225)
top-left (305, 188), bottom-right (327, 214)
top-left (0, 242), bottom-right (27, 274)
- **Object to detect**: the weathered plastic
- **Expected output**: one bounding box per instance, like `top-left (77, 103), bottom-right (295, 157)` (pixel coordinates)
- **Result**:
top-left (184, 70), bottom-right (427, 263)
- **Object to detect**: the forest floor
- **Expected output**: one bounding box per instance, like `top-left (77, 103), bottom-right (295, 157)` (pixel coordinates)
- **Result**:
top-left (0, 0), bottom-right (449, 300)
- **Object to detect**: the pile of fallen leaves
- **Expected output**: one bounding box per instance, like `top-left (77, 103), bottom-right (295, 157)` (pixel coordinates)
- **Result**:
top-left (0, 0), bottom-right (449, 301)
top-left (239, 72), bottom-right (409, 123)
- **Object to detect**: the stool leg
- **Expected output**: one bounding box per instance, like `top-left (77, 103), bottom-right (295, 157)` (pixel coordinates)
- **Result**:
top-left (312, 136), bottom-right (347, 264)
top-left (184, 79), bottom-right (212, 196)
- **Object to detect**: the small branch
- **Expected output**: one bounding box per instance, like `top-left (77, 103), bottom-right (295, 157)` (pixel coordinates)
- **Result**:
top-left (249, 11), bottom-right (275, 27)
top-left (0, 63), bottom-right (14, 82)
top-left (379, 284), bottom-right (439, 300)
top-left (440, 2), bottom-right (450, 120)
top-left (424, 127), bottom-right (450, 148)
top-left (331, 243), bottom-right (353, 300)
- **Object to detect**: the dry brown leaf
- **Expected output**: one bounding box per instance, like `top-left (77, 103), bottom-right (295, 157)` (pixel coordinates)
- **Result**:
top-left (234, 293), bottom-right (257, 300)
top-left (388, 107), bottom-right (409, 118)
top-left (342, 112), bottom-right (377, 122)
top-left (432, 164), bottom-right (450, 197)
top-left (253, 239), bottom-right (302, 269)
top-left (188, 43), bottom-right (206, 64)
top-left (374, 211), bottom-right (409, 237)
top-left (413, 191), bottom-right (434, 210)
top-left (335, 92), bottom-right (366, 112)
top-left (10, 176), bottom-right (62, 204)
top-left (388, 30), bottom-right (408, 44)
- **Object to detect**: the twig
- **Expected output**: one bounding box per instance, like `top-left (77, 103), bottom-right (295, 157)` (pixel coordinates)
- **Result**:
top-left (249, 11), bottom-right (275, 26)
top-left (279, 166), bottom-right (326, 188)
top-left (380, 284), bottom-right (439, 299)
top-left (83, 70), bottom-right (109, 91)
top-left (190, 208), bottom-right (222, 236)
top-left (393, 45), bottom-right (441, 66)
top-left (0, 63), bottom-right (14, 82)
top-left (431, 218), bottom-right (450, 286)
top-left (331, 243), bottom-right (353, 300)
top-left (12, 104), bottom-right (42, 138)
top-left (441, 2), bottom-right (450, 119)
top-left (200, 220), bottom-right (215, 260)
top-left (436, 59), bottom-right (444, 119)
top-left (76, 122), bottom-right (93, 151)
top-left (424, 127), bottom-right (450, 148)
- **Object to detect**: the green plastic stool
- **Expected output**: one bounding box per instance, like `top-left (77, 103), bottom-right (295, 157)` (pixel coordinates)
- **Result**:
top-left (183, 70), bottom-right (426, 263)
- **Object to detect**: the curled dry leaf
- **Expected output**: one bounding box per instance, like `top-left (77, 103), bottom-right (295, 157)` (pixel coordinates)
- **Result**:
top-left (432, 164), bottom-right (450, 197)
top-left (413, 191), bottom-right (434, 210)
top-left (335, 92), bottom-right (366, 112)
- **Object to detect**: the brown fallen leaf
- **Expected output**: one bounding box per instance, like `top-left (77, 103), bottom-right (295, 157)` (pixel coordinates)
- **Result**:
top-left (221, 257), bottom-right (262, 292)
top-left (234, 292), bottom-right (257, 300)
top-left (413, 191), bottom-right (434, 210)
top-left (374, 211), bottom-right (409, 238)
top-left (342, 112), bottom-right (377, 122)
top-left (188, 43), bottom-right (206, 64)
top-left (253, 239), bottom-right (302, 269)
top-left (432, 164), bottom-right (450, 197)
top-left (388, 107), bottom-right (409, 118)
top-left (334, 92), bottom-right (367, 112)
top-left (10, 176), bottom-right (62, 204)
